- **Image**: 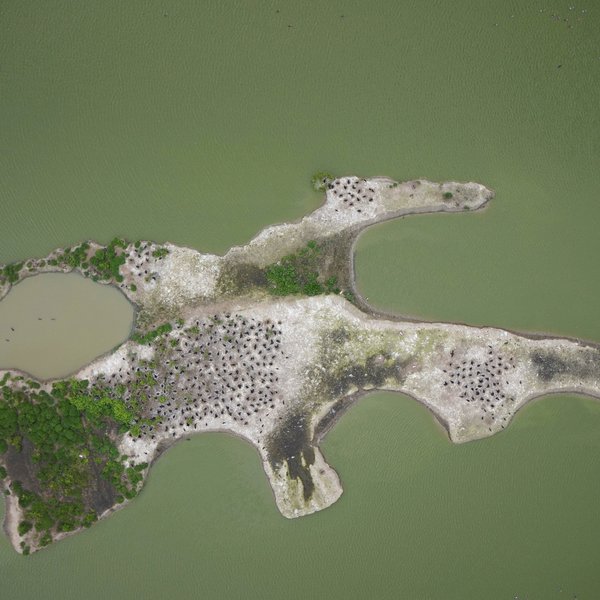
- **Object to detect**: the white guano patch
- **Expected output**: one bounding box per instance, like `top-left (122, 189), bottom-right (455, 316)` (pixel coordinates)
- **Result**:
top-left (147, 245), bottom-right (223, 309)
top-left (76, 343), bottom-right (154, 381)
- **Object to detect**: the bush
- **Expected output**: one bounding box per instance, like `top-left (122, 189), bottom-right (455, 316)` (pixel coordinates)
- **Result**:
top-left (443, 191), bottom-right (453, 199)
top-left (18, 521), bottom-right (33, 536)
top-left (152, 247), bottom-right (169, 259)
top-left (265, 241), bottom-right (340, 298)
top-left (59, 243), bottom-right (90, 269)
top-left (39, 531), bottom-right (53, 547)
top-left (81, 511), bottom-right (97, 528)
top-left (3, 263), bottom-right (23, 284)
top-left (311, 171), bottom-right (335, 191)
top-left (265, 262), bottom-right (300, 295)
top-left (89, 238), bottom-right (126, 281)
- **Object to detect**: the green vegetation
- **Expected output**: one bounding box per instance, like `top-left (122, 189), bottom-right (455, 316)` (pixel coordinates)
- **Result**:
top-left (152, 247), bottom-right (169, 259)
top-left (131, 322), bottom-right (173, 344)
top-left (0, 465), bottom-right (7, 478)
top-left (18, 521), bottom-right (33, 536)
top-left (2, 262), bottom-right (23, 284)
top-left (0, 375), bottom-right (147, 551)
top-left (54, 380), bottom-right (134, 427)
top-left (57, 242), bottom-right (90, 269)
top-left (311, 171), bottom-right (334, 191)
top-left (0, 237), bottom-right (134, 286)
top-left (264, 241), bottom-right (340, 297)
top-left (443, 191), bottom-right (453, 199)
top-left (88, 238), bottom-right (127, 281)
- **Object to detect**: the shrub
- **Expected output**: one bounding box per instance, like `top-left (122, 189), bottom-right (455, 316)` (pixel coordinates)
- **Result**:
top-left (39, 531), bottom-right (53, 547)
top-left (81, 511), bottom-right (97, 528)
top-left (325, 276), bottom-right (340, 294)
top-left (60, 243), bottom-right (90, 268)
top-left (131, 323), bottom-right (173, 345)
top-left (264, 241), bottom-right (344, 298)
top-left (311, 171), bottom-right (335, 191)
top-left (265, 242), bottom-right (320, 296)
top-left (18, 521), bottom-right (33, 536)
top-left (152, 247), bottom-right (169, 259)
top-left (3, 263), bottom-right (23, 284)
top-left (89, 238), bottom-right (126, 281)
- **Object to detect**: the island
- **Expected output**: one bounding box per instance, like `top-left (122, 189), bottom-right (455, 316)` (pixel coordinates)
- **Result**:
top-left (1, 174), bottom-right (599, 555)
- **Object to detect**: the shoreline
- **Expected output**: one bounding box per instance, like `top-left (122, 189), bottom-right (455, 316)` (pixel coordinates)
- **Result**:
top-left (4, 382), bottom-right (597, 555)
top-left (1, 173), bottom-right (600, 553)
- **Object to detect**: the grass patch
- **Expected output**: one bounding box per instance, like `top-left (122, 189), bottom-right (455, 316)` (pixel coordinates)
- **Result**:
top-left (131, 322), bottom-right (173, 345)
top-left (264, 241), bottom-right (341, 297)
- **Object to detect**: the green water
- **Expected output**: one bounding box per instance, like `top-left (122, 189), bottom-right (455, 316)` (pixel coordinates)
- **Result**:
top-left (1, 1), bottom-right (600, 598)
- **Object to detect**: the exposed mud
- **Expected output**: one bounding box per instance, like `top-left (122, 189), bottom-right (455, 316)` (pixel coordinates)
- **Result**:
top-left (266, 410), bottom-right (315, 500)
top-left (532, 348), bottom-right (600, 383)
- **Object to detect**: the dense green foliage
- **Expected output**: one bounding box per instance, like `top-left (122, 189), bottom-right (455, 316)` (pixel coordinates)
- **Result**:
top-left (264, 241), bottom-right (341, 297)
top-left (131, 322), bottom-right (173, 344)
top-left (311, 171), bottom-right (334, 191)
top-left (57, 242), bottom-right (90, 269)
top-left (88, 238), bottom-right (127, 281)
top-left (52, 379), bottom-right (134, 427)
top-left (0, 375), bottom-right (145, 550)
top-left (18, 521), bottom-right (33, 536)
top-left (443, 191), bottom-right (453, 199)
top-left (2, 262), bottom-right (23, 284)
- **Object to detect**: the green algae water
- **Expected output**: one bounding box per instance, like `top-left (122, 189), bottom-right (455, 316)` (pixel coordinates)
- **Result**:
top-left (1, 1), bottom-right (600, 598)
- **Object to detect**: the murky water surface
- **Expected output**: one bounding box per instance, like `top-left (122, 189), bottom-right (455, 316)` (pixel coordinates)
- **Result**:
top-left (1, 1), bottom-right (599, 598)
top-left (0, 274), bottom-right (133, 379)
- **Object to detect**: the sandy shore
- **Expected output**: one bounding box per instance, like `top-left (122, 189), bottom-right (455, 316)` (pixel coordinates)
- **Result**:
top-left (3, 492), bottom-right (23, 553)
